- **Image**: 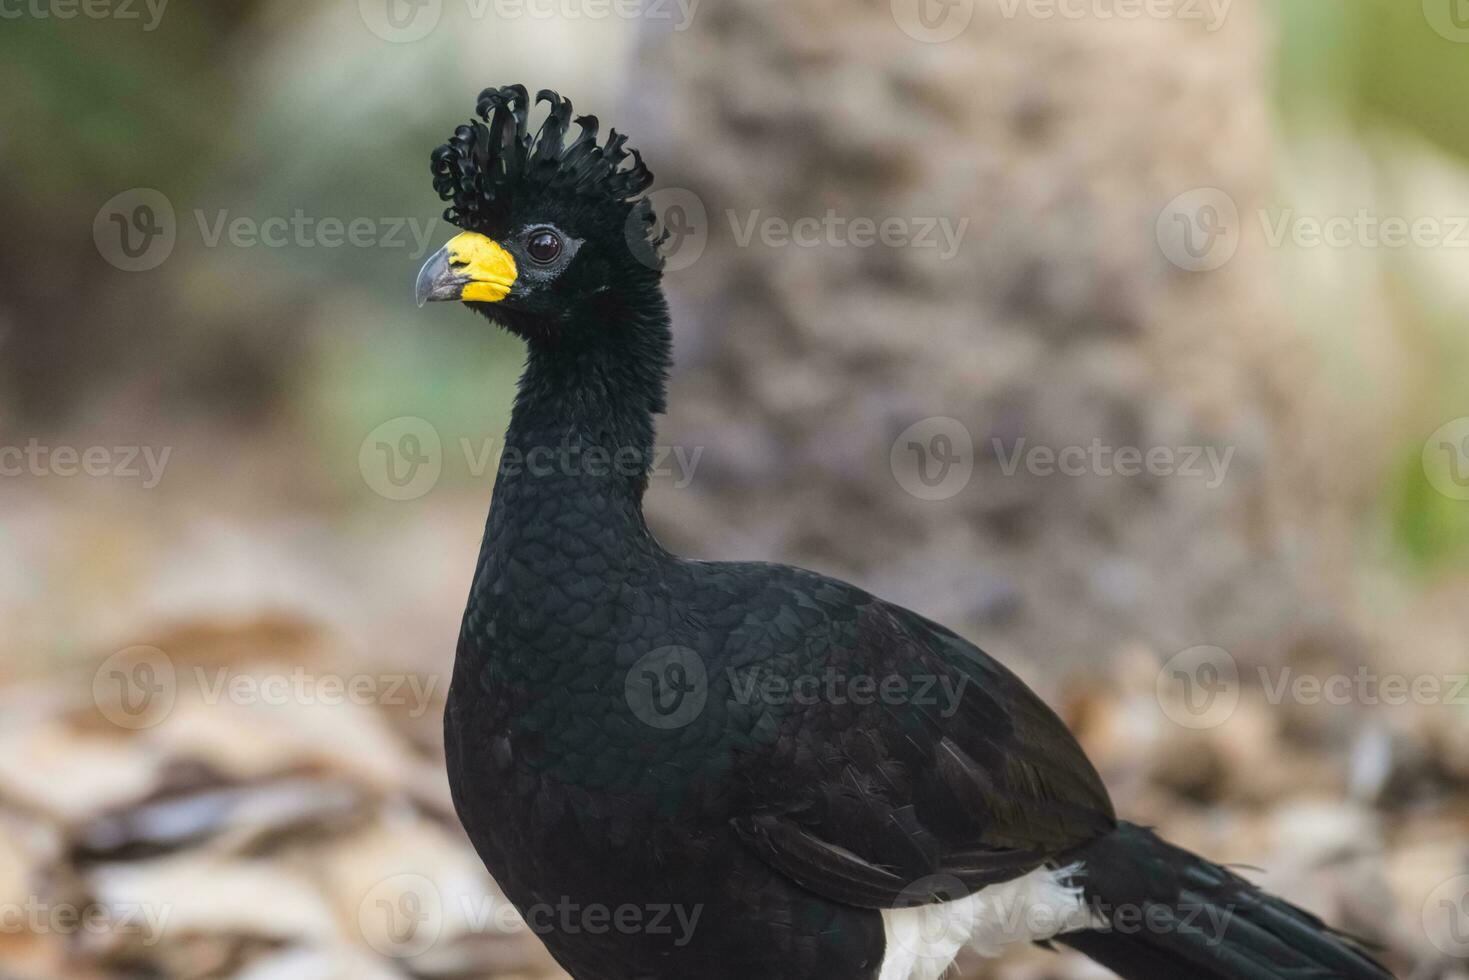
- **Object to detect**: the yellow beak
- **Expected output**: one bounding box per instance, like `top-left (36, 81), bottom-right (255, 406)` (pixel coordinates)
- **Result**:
top-left (415, 232), bottom-right (518, 306)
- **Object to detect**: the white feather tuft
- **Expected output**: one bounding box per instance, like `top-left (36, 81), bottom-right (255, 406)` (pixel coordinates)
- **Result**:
top-left (878, 863), bottom-right (1095, 980)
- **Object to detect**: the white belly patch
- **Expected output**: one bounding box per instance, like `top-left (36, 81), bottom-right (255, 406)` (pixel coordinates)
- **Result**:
top-left (877, 863), bottom-right (1093, 980)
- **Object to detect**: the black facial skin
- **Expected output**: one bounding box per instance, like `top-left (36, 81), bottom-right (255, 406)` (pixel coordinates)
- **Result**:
top-left (463, 194), bottom-right (662, 350)
top-left (500, 221), bottom-right (585, 305)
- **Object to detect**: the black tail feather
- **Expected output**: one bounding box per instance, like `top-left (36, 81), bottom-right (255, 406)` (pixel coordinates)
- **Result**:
top-left (1056, 822), bottom-right (1394, 980)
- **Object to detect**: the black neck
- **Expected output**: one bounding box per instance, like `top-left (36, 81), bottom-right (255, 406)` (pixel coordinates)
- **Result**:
top-left (483, 290), bottom-right (673, 570)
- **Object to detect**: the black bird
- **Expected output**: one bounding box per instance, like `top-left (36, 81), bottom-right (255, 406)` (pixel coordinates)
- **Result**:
top-left (418, 85), bottom-right (1394, 980)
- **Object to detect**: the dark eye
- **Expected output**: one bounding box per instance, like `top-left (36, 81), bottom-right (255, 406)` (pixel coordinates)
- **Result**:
top-left (527, 229), bottom-right (562, 264)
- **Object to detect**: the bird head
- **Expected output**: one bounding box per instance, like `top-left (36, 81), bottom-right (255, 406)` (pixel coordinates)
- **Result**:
top-left (416, 85), bottom-right (663, 346)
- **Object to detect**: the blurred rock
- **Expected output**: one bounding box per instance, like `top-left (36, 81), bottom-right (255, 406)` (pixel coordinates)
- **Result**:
top-left (638, 0), bottom-right (1363, 688)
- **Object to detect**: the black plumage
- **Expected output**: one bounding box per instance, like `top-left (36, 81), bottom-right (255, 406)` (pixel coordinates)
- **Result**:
top-left (424, 85), bottom-right (1394, 980)
top-left (432, 85), bottom-right (656, 244)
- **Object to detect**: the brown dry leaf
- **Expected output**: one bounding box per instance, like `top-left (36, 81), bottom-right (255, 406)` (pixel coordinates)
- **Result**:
top-left (89, 852), bottom-right (341, 949)
top-left (1383, 836), bottom-right (1469, 962)
top-left (142, 684), bottom-right (421, 792)
top-left (108, 933), bottom-right (283, 980)
top-left (1261, 800), bottom-right (1392, 947)
top-left (0, 811), bottom-right (48, 908)
top-left (232, 942), bottom-right (409, 980)
top-left (312, 811), bottom-right (562, 977)
top-left (141, 616), bottom-right (337, 674)
top-left (0, 932), bottom-right (74, 979)
top-left (74, 778), bottom-right (369, 862)
top-left (0, 722), bottom-right (164, 822)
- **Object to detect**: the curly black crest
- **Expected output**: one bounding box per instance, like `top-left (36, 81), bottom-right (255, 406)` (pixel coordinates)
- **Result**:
top-left (431, 84), bottom-right (655, 230)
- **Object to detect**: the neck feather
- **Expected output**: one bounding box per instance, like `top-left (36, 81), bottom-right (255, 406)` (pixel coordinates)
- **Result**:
top-left (487, 288), bottom-right (673, 563)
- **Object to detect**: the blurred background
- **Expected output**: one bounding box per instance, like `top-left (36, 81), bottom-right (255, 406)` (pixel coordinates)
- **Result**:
top-left (3, 0), bottom-right (1469, 976)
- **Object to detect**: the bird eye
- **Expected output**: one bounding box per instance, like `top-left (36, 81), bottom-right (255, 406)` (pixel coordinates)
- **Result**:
top-left (527, 229), bottom-right (563, 265)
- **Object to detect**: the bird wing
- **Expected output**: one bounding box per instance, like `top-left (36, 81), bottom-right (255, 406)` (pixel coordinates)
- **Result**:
top-left (725, 581), bottom-right (1115, 910)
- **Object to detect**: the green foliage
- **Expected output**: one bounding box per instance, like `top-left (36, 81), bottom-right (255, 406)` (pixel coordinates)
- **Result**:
top-left (311, 316), bottom-right (525, 497)
top-left (1277, 1), bottom-right (1469, 573)
top-left (1277, 0), bottom-right (1469, 161)
top-left (1390, 447), bottom-right (1469, 570)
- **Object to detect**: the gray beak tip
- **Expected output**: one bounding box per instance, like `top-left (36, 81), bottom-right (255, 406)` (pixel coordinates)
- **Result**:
top-left (415, 245), bottom-right (455, 308)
